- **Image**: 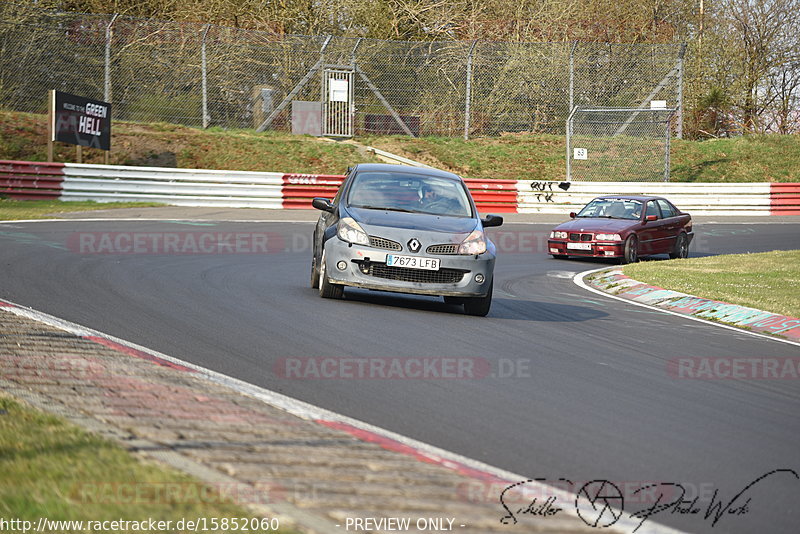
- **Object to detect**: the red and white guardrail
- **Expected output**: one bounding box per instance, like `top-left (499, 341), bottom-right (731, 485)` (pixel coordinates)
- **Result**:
top-left (2, 160), bottom-right (798, 215)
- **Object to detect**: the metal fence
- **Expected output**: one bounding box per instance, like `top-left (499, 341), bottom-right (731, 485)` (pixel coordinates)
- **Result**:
top-left (0, 1), bottom-right (684, 140)
top-left (567, 108), bottom-right (676, 182)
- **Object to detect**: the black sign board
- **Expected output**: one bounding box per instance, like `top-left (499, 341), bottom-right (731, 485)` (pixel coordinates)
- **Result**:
top-left (50, 90), bottom-right (111, 151)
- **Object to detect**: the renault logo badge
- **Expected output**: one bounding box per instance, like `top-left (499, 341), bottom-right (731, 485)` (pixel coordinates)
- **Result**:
top-left (407, 238), bottom-right (421, 253)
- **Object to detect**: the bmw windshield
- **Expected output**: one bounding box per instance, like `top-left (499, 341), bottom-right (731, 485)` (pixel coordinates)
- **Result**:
top-left (576, 198), bottom-right (643, 220)
top-left (346, 171), bottom-right (473, 218)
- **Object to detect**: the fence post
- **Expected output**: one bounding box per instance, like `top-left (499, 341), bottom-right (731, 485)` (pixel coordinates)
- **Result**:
top-left (201, 24), bottom-right (211, 128)
top-left (665, 111), bottom-right (673, 181)
top-left (464, 40), bottom-right (478, 141)
top-left (676, 43), bottom-right (686, 139)
top-left (104, 14), bottom-right (118, 103)
top-left (569, 41), bottom-right (577, 115)
top-left (566, 106), bottom-right (577, 182)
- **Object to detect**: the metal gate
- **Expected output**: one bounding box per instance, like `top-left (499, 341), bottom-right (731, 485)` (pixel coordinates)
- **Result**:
top-left (322, 68), bottom-right (354, 137)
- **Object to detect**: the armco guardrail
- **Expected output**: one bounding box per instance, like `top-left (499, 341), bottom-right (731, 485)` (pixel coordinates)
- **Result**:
top-left (2, 160), bottom-right (798, 215)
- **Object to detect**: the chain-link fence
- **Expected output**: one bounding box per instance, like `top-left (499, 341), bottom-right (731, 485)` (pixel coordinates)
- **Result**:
top-left (567, 108), bottom-right (676, 182)
top-left (0, 1), bottom-right (684, 140)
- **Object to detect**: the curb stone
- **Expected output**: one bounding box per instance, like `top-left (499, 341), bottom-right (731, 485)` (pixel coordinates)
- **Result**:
top-left (585, 268), bottom-right (800, 342)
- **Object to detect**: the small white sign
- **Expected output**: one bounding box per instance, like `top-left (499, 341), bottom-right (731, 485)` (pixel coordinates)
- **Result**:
top-left (329, 79), bottom-right (349, 102)
top-left (573, 148), bottom-right (588, 160)
top-left (651, 100), bottom-right (667, 110)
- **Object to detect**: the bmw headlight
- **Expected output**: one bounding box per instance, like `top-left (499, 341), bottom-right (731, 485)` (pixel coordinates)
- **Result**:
top-left (550, 231), bottom-right (568, 239)
top-left (458, 230), bottom-right (487, 255)
top-left (595, 233), bottom-right (622, 241)
top-left (337, 217), bottom-right (369, 245)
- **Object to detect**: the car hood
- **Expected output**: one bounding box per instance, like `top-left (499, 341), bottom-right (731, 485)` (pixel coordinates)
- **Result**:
top-left (348, 207), bottom-right (479, 234)
top-left (554, 218), bottom-right (640, 233)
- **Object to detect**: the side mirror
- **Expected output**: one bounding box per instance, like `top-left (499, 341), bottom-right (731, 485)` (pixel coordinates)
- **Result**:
top-left (645, 214), bottom-right (658, 222)
top-left (569, 212), bottom-right (577, 219)
top-left (481, 214), bottom-right (504, 228)
top-left (312, 197), bottom-right (335, 213)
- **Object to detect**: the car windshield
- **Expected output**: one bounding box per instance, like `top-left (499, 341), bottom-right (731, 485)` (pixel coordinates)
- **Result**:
top-left (346, 171), bottom-right (472, 217)
top-left (576, 198), bottom-right (642, 220)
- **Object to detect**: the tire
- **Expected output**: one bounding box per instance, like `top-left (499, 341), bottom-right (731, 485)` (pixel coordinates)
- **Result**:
top-left (621, 235), bottom-right (639, 264)
top-left (318, 251), bottom-right (344, 299)
top-left (463, 281), bottom-right (493, 317)
top-left (669, 233), bottom-right (689, 259)
top-left (551, 254), bottom-right (568, 259)
top-left (443, 296), bottom-right (464, 305)
top-left (310, 254), bottom-right (320, 289)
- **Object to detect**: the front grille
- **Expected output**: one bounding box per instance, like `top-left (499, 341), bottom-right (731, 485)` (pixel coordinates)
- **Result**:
top-left (368, 235), bottom-right (402, 250)
top-left (569, 233), bottom-right (593, 241)
top-left (366, 263), bottom-right (466, 284)
top-left (426, 243), bottom-right (458, 255)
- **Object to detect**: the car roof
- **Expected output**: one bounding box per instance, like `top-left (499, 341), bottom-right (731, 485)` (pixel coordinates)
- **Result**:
top-left (351, 163), bottom-right (463, 182)
top-left (594, 195), bottom-right (668, 202)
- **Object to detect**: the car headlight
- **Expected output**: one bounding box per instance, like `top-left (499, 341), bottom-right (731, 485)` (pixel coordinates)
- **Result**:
top-left (337, 217), bottom-right (369, 245)
top-left (595, 233), bottom-right (622, 241)
top-left (550, 231), bottom-right (568, 239)
top-left (458, 229), bottom-right (487, 255)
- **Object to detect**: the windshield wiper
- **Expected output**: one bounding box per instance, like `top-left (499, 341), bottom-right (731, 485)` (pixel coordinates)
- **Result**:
top-left (354, 205), bottom-right (416, 213)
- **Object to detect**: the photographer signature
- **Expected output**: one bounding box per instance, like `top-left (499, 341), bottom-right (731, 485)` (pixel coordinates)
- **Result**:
top-left (499, 469), bottom-right (798, 531)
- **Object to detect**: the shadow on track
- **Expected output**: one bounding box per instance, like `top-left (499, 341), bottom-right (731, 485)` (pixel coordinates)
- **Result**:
top-left (322, 288), bottom-right (608, 323)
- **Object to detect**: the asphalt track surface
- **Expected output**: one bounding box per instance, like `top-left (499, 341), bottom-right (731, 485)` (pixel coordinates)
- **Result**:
top-left (1, 216), bottom-right (799, 534)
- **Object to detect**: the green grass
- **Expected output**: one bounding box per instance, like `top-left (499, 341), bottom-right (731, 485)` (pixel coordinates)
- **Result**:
top-left (0, 395), bottom-right (293, 533)
top-left (365, 133), bottom-right (800, 182)
top-left (0, 199), bottom-right (164, 220)
top-left (0, 110), bottom-right (379, 173)
top-left (623, 250), bottom-right (800, 318)
top-left (2, 110), bottom-right (799, 181)
top-left (361, 133), bottom-right (565, 180)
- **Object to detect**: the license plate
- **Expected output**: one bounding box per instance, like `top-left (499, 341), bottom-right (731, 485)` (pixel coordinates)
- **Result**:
top-left (386, 254), bottom-right (440, 271)
top-left (567, 242), bottom-right (592, 250)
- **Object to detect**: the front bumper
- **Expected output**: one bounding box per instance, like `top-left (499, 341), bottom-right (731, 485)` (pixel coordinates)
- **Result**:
top-left (547, 239), bottom-right (624, 258)
top-left (323, 237), bottom-right (494, 297)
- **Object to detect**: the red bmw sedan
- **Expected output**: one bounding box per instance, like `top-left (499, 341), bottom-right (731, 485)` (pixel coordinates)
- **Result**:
top-left (547, 195), bottom-right (693, 264)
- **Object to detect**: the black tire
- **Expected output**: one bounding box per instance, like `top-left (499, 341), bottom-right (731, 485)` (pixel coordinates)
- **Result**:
top-left (669, 233), bottom-right (689, 260)
top-left (310, 255), bottom-right (320, 289)
top-left (463, 281), bottom-right (493, 317)
top-left (621, 235), bottom-right (639, 264)
top-left (318, 251), bottom-right (344, 299)
top-left (551, 254), bottom-right (568, 259)
top-left (443, 296), bottom-right (464, 305)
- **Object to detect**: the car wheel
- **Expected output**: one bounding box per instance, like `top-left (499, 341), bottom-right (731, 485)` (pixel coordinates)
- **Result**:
top-left (318, 250), bottom-right (343, 299)
top-left (551, 254), bottom-right (568, 259)
top-left (443, 296), bottom-right (464, 305)
top-left (310, 254), bottom-right (320, 289)
top-left (621, 235), bottom-right (639, 264)
top-left (669, 233), bottom-right (689, 260)
top-left (463, 281), bottom-right (493, 317)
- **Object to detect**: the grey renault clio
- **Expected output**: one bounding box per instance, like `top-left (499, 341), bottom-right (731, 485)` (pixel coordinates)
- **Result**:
top-left (310, 164), bottom-right (503, 316)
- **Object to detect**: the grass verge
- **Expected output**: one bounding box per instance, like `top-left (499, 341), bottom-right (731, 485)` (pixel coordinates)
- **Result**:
top-left (0, 199), bottom-right (165, 221)
top-left (0, 110), bottom-right (379, 173)
top-left (0, 394), bottom-right (291, 533)
top-left (623, 250), bottom-right (800, 318)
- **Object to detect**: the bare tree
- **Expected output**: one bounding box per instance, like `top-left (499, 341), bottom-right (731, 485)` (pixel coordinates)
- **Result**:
top-left (721, 0), bottom-right (800, 132)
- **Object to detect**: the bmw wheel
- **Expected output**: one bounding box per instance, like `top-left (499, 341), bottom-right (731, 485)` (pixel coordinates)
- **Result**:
top-left (669, 233), bottom-right (689, 260)
top-left (621, 235), bottom-right (639, 264)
